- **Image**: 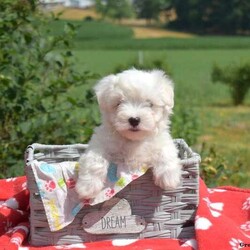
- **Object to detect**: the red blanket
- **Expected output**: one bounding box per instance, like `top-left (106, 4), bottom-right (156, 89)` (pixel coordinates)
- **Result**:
top-left (0, 177), bottom-right (249, 250)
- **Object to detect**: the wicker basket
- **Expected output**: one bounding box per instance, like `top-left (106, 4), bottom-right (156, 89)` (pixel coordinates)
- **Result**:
top-left (25, 139), bottom-right (200, 246)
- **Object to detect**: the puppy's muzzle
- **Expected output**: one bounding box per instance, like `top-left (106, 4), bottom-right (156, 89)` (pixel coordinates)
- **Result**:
top-left (128, 117), bottom-right (140, 127)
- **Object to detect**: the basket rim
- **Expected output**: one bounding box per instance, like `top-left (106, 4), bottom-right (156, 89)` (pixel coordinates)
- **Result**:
top-left (25, 139), bottom-right (201, 166)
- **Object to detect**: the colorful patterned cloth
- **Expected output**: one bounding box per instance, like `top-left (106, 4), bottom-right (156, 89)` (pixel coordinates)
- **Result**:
top-left (30, 160), bottom-right (148, 231)
top-left (0, 176), bottom-right (249, 250)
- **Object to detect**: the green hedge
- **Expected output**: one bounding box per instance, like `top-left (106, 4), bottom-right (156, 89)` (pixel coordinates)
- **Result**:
top-left (48, 20), bottom-right (250, 50)
top-left (74, 37), bottom-right (250, 50)
top-left (49, 20), bottom-right (134, 40)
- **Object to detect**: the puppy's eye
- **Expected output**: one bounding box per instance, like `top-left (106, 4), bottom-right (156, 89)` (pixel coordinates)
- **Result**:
top-left (115, 100), bottom-right (124, 108)
top-left (146, 101), bottom-right (154, 108)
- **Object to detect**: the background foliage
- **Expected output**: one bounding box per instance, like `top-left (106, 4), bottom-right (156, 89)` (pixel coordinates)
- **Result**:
top-left (95, 0), bottom-right (134, 21)
top-left (50, 19), bottom-right (134, 40)
top-left (90, 0), bottom-right (250, 35)
top-left (212, 62), bottom-right (250, 105)
top-left (169, 0), bottom-right (250, 35)
top-left (200, 143), bottom-right (248, 187)
top-left (0, 0), bottom-right (249, 188)
top-left (133, 0), bottom-right (170, 22)
top-left (0, 0), bottom-right (97, 177)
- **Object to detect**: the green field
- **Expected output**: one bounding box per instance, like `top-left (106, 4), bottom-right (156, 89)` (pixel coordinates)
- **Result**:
top-left (49, 20), bottom-right (133, 40)
top-left (51, 20), bottom-right (250, 50)
top-left (73, 49), bottom-right (250, 105)
top-left (53, 20), bottom-right (250, 187)
top-left (75, 36), bottom-right (250, 50)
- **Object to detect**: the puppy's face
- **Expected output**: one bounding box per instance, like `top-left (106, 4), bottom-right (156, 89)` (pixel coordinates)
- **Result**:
top-left (94, 69), bottom-right (174, 141)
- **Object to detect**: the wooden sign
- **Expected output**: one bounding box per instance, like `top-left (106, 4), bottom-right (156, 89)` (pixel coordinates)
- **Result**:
top-left (82, 198), bottom-right (146, 234)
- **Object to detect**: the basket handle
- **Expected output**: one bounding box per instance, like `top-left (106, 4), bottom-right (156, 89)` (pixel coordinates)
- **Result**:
top-left (24, 143), bottom-right (88, 164)
top-left (174, 139), bottom-right (197, 156)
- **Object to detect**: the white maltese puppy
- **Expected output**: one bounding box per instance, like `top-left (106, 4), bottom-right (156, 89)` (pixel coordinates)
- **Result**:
top-left (76, 69), bottom-right (181, 199)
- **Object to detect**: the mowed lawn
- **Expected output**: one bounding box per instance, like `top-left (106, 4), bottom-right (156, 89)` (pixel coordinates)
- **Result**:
top-left (73, 49), bottom-right (250, 105)
top-left (73, 49), bottom-right (250, 186)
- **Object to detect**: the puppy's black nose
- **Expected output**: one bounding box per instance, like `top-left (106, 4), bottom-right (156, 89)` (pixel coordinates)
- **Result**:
top-left (128, 117), bottom-right (140, 127)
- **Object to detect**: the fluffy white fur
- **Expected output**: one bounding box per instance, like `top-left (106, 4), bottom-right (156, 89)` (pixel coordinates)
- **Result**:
top-left (76, 69), bottom-right (181, 199)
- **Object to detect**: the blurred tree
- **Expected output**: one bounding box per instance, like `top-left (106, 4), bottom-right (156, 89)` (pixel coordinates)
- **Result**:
top-left (0, 0), bottom-right (97, 177)
top-left (168, 0), bottom-right (205, 32)
top-left (170, 0), bottom-right (250, 35)
top-left (95, 0), bottom-right (134, 21)
top-left (133, 0), bottom-right (171, 23)
top-left (212, 62), bottom-right (250, 105)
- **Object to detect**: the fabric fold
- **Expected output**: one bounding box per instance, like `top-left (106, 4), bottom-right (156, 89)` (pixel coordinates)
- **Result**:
top-left (30, 160), bottom-right (149, 231)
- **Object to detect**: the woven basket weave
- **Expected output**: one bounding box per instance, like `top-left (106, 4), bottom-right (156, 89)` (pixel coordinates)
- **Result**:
top-left (25, 139), bottom-right (200, 246)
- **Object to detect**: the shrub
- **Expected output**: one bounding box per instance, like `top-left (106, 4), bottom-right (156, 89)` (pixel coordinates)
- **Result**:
top-left (212, 62), bottom-right (250, 105)
top-left (47, 19), bottom-right (134, 41)
top-left (199, 143), bottom-right (248, 187)
top-left (113, 57), bottom-right (171, 75)
top-left (172, 106), bottom-right (201, 146)
top-left (75, 37), bottom-right (250, 50)
top-left (84, 16), bottom-right (93, 22)
top-left (0, 0), bottom-right (97, 177)
top-left (95, 0), bottom-right (135, 21)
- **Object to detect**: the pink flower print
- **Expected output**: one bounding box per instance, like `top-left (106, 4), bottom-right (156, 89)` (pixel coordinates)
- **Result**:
top-left (45, 180), bottom-right (56, 192)
top-left (105, 188), bottom-right (115, 198)
top-left (66, 178), bottom-right (76, 189)
top-left (132, 174), bottom-right (139, 180)
top-left (83, 199), bottom-right (91, 206)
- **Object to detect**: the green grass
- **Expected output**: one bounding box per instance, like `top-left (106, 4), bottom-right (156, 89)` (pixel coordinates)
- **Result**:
top-left (49, 19), bottom-right (250, 50)
top-left (73, 49), bottom-right (250, 105)
top-left (75, 36), bottom-right (250, 50)
top-left (48, 19), bottom-right (133, 40)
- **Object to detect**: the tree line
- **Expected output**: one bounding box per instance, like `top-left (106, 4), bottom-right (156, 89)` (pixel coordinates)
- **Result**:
top-left (95, 0), bottom-right (250, 35)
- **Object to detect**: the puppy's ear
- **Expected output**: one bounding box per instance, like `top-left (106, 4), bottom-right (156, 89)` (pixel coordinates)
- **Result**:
top-left (152, 70), bottom-right (174, 113)
top-left (94, 74), bottom-right (117, 110)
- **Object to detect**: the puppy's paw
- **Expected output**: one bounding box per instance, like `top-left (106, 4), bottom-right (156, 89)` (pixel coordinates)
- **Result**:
top-left (154, 166), bottom-right (181, 190)
top-left (75, 177), bottom-right (104, 200)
